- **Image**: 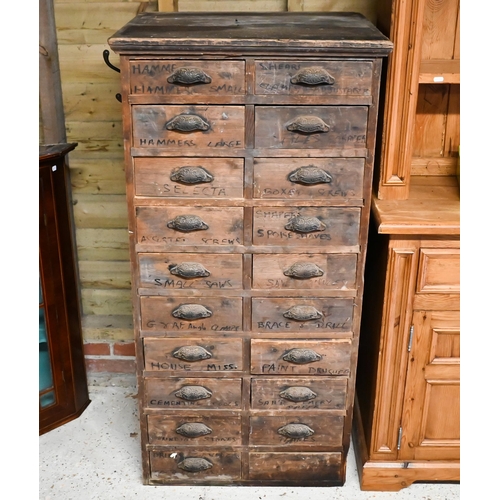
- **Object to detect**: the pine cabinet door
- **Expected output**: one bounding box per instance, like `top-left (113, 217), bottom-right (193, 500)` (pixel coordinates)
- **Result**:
top-left (399, 310), bottom-right (460, 461)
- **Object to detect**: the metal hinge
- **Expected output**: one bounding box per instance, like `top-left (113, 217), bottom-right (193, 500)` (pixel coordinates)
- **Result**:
top-left (397, 426), bottom-right (403, 450)
top-left (407, 325), bottom-right (414, 352)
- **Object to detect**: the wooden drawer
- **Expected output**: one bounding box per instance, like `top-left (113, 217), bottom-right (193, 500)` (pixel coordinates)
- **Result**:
top-left (136, 206), bottom-right (244, 248)
top-left (252, 297), bottom-right (353, 334)
top-left (253, 207), bottom-right (360, 250)
top-left (129, 59), bottom-right (245, 96)
top-left (252, 254), bottom-right (357, 291)
top-left (253, 157), bottom-right (364, 204)
top-left (147, 414), bottom-right (242, 446)
top-left (132, 105), bottom-right (245, 149)
top-left (251, 378), bottom-right (347, 410)
top-left (255, 60), bottom-right (373, 98)
top-left (140, 296), bottom-right (243, 333)
top-left (138, 253), bottom-right (243, 291)
top-left (416, 248), bottom-right (460, 293)
top-left (250, 339), bottom-right (351, 376)
top-left (249, 415), bottom-right (343, 447)
top-left (145, 377), bottom-right (242, 409)
top-left (254, 106), bottom-right (368, 149)
top-left (150, 449), bottom-right (241, 482)
top-left (134, 157), bottom-right (244, 199)
top-left (143, 338), bottom-right (243, 374)
top-left (248, 452), bottom-right (342, 482)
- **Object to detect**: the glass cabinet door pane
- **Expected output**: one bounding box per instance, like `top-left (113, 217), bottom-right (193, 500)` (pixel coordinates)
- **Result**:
top-left (39, 277), bottom-right (55, 408)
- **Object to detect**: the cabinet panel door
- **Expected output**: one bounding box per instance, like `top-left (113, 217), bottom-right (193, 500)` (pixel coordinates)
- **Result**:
top-left (400, 310), bottom-right (460, 461)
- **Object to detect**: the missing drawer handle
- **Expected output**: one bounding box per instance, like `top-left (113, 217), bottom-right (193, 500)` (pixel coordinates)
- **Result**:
top-left (284, 215), bottom-right (326, 233)
top-left (177, 457), bottom-right (213, 472)
top-left (169, 262), bottom-right (211, 278)
top-left (278, 423), bottom-right (315, 439)
top-left (283, 262), bottom-right (324, 279)
top-left (286, 115), bottom-right (330, 134)
top-left (172, 304), bottom-right (213, 320)
top-left (279, 386), bottom-right (318, 402)
top-left (167, 214), bottom-right (209, 232)
top-left (167, 67), bottom-right (212, 85)
top-left (282, 348), bottom-right (323, 364)
top-left (165, 114), bottom-right (210, 132)
top-left (175, 385), bottom-right (213, 401)
top-left (173, 345), bottom-right (213, 362)
top-left (283, 305), bottom-right (323, 321)
top-left (288, 165), bottom-right (332, 185)
top-left (290, 67), bottom-right (335, 86)
top-left (170, 166), bottom-right (214, 184)
top-left (176, 422), bottom-right (213, 437)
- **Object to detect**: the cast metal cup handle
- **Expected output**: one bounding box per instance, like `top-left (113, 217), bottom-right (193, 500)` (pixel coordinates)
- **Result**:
top-left (167, 67), bottom-right (212, 85)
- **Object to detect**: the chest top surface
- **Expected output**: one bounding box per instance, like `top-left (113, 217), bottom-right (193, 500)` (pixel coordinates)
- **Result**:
top-left (108, 12), bottom-right (392, 54)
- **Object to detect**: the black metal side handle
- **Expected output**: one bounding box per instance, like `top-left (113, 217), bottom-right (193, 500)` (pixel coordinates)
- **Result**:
top-left (103, 49), bottom-right (121, 102)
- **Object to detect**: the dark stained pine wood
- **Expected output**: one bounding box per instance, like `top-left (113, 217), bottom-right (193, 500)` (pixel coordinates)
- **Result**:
top-left (108, 12), bottom-right (391, 486)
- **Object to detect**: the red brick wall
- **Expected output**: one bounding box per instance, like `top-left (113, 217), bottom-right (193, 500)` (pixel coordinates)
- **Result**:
top-left (84, 341), bottom-right (136, 374)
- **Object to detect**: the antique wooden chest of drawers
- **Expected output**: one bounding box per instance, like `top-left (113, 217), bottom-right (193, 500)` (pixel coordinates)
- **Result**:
top-left (108, 12), bottom-right (391, 486)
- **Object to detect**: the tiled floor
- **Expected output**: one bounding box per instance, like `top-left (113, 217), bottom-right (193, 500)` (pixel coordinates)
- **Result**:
top-left (39, 377), bottom-right (460, 500)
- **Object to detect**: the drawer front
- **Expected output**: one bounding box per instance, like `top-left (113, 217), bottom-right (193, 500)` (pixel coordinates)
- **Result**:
top-left (416, 248), bottom-right (460, 293)
top-left (145, 377), bottom-right (242, 409)
top-left (249, 415), bottom-right (343, 447)
top-left (254, 106), bottom-right (368, 149)
top-left (255, 60), bottom-right (373, 97)
top-left (252, 254), bottom-right (357, 291)
top-left (250, 339), bottom-right (351, 376)
top-left (132, 105), bottom-right (245, 149)
top-left (253, 157), bottom-right (364, 203)
top-left (134, 157), bottom-right (244, 199)
top-left (138, 253), bottom-right (243, 291)
top-left (252, 297), bottom-right (353, 334)
top-left (150, 449), bottom-right (241, 482)
top-left (147, 414), bottom-right (242, 446)
top-left (141, 296), bottom-right (243, 333)
top-left (253, 207), bottom-right (361, 249)
top-left (143, 338), bottom-right (243, 373)
top-left (129, 60), bottom-right (245, 96)
top-left (136, 206), bottom-right (244, 248)
top-left (248, 452), bottom-right (342, 482)
top-left (251, 378), bottom-right (347, 410)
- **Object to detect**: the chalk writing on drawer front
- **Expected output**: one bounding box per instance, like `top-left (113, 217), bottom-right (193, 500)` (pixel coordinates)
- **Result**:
top-left (139, 139), bottom-right (197, 147)
top-left (257, 398), bottom-right (333, 409)
top-left (148, 362), bottom-right (238, 371)
top-left (149, 399), bottom-right (240, 407)
top-left (261, 364), bottom-right (349, 375)
top-left (131, 63), bottom-right (178, 75)
top-left (145, 320), bottom-right (240, 331)
top-left (206, 140), bottom-right (242, 148)
top-left (162, 184), bottom-right (229, 196)
top-left (153, 278), bottom-right (233, 289)
top-left (257, 320), bottom-right (350, 330)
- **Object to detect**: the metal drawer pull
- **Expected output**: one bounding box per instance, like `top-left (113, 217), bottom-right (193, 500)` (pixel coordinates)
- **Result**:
top-left (165, 114), bottom-right (210, 132)
top-left (173, 345), bottom-right (213, 362)
top-left (178, 457), bottom-right (213, 472)
top-left (286, 115), bottom-right (329, 133)
top-left (283, 348), bottom-right (322, 364)
top-left (175, 385), bottom-right (213, 401)
top-left (290, 67), bottom-right (335, 86)
top-left (279, 386), bottom-right (318, 402)
top-left (170, 166), bottom-right (214, 184)
top-left (278, 423), bottom-right (315, 439)
top-left (167, 67), bottom-right (212, 85)
top-left (285, 215), bottom-right (326, 233)
top-left (169, 262), bottom-right (211, 278)
top-left (176, 422), bottom-right (213, 437)
top-left (283, 262), bottom-right (324, 279)
top-left (172, 304), bottom-right (213, 320)
top-left (167, 214), bottom-right (209, 232)
top-left (288, 165), bottom-right (332, 185)
top-left (283, 305), bottom-right (323, 321)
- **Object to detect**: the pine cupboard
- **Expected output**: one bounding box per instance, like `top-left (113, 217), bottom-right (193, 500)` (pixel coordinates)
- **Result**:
top-left (108, 12), bottom-right (391, 486)
top-left (352, 0), bottom-right (460, 491)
